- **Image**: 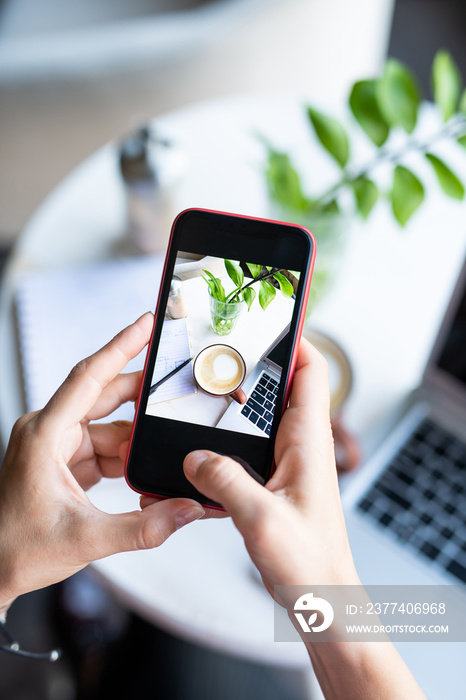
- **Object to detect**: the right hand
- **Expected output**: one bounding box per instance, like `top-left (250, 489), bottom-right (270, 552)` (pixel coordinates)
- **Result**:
top-left (183, 339), bottom-right (360, 595)
top-left (183, 341), bottom-right (427, 700)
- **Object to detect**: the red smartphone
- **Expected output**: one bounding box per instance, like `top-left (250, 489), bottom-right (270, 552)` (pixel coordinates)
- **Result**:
top-left (125, 208), bottom-right (315, 508)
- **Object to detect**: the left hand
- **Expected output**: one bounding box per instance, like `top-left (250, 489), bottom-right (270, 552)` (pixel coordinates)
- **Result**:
top-left (0, 313), bottom-right (204, 614)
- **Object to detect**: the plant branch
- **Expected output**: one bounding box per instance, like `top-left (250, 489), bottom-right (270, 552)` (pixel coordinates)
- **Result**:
top-left (225, 267), bottom-right (286, 303)
top-left (317, 114), bottom-right (466, 205)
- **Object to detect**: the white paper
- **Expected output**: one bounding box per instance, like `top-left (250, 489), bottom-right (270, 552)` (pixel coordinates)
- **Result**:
top-left (15, 255), bottom-right (164, 420)
top-left (147, 318), bottom-right (196, 403)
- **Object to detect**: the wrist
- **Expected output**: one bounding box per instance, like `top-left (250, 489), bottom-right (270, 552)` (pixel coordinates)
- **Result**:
top-left (0, 597), bottom-right (16, 619)
top-left (286, 578), bottom-right (426, 700)
top-left (0, 535), bottom-right (22, 618)
top-left (304, 638), bottom-right (426, 700)
top-left (305, 639), bottom-right (387, 699)
top-left (0, 557), bottom-right (19, 619)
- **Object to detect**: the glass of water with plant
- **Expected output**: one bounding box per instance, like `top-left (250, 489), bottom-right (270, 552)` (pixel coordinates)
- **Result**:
top-left (202, 259), bottom-right (295, 335)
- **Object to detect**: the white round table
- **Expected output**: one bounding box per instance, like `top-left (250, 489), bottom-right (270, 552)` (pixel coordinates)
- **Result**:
top-left (2, 92), bottom-right (466, 690)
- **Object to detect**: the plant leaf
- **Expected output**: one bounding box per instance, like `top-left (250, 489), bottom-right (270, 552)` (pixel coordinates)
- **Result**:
top-left (202, 270), bottom-right (225, 301)
top-left (315, 199), bottom-right (340, 215)
top-left (224, 259), bottom-right (244, 288)
top-left (201, 275), bottom-right (216, 299)
top-left (246, 262), bottom-right (263, 278)
top-left (273, 272), bottom-right (294, 297)
top-left (376, 59), bottom-right (421, 133)
top-left (391, 165), bottom-right (425, 226)
top-left (459, 89), bottom-right (466, 115)
top-left (259, 279), bottom-right (276, 310)
top-left (432, 50), bottom-right (462, 121)
top-left (243, 286), bottom-right (256, 311)
top-left (349, 80), bottom-right (390, 146)
top-left (352, 177), bottom-right (379, 219)
top-left (215, 279), bottom-right (226, 302)
top-left (458, 134), bottom-right (466, 148)
top-left (425, 153), bottom-right (465, 199)
top-left (265, 149), bottom-right (309, 210)
top-left (307, 107), bottom-right (350, 167)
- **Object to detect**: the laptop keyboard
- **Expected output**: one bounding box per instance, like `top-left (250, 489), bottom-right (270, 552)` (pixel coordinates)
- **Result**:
top-left (358, 417), bottom-right (466, 583)
top-left (240, 371), bottom-right (279, 436)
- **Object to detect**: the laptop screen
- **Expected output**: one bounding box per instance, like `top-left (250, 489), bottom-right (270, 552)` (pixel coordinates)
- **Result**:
top-left (266, 332), bottom-right (289, 369)
top-left (436, 269), bottom-right (466, 388)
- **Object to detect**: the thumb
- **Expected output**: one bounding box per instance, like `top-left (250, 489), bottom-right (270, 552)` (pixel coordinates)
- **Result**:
top-left (183, 450), bottom-right (271, 529)
top-left (88, 498), bottom-right (205, 559)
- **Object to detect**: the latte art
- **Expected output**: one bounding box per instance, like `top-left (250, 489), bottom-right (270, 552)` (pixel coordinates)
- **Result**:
top-left (195, 345), bottom-right (245, 395)
top-left (213, 354), bottom-right (239, 381)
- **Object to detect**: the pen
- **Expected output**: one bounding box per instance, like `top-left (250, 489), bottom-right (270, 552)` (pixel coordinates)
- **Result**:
top-left (149, 357), bottom-right (193, 395)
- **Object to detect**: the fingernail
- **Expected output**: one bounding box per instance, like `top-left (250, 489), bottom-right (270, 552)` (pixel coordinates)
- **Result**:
top-left (184, 451), bottom-right (208, 477)
top-left (175, 505), bottom-right (205, 530)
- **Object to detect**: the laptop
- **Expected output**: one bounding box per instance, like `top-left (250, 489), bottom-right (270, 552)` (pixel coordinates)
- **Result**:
top-left (216, 325), bottom-right (290, 436)
top-left (343, 258), bottom-right (466, 698)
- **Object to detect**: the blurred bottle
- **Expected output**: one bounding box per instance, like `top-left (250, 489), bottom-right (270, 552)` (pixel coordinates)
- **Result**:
top-left (119, 125), bottom-right (186, 254)
top-left (166, 275), bottom-right (187, 319)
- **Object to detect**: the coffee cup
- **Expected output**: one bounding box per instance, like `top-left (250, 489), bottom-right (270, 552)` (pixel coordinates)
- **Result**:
top-left (303, 327), bottom-right (360, 472)
top-left (193, 344), bottom-right (247, 404)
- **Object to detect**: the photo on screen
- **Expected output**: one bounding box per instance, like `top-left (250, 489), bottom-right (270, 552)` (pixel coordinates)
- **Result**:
top-left (145, 252), bottom-right (300, 438)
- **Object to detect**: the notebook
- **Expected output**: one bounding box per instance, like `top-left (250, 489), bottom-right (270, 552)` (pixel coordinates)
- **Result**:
top-left (15, 255), bottom-right (164, 421)
top-left (147, 317), bottom-right (196, 404)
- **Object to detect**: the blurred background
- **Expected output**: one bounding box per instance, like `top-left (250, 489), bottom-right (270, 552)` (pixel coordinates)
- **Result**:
top-left (0, 0), bottom-right (395, 245)
top-left (1, 0), bottom-right (466, 698)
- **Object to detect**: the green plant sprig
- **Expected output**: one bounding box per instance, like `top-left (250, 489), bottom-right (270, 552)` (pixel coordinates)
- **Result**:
top-left (264, 50), bottom-right (466, 227)
top-left (318, 112), bottom-right (466, 207)
top-left (202, 260), bottom-right (294, 312)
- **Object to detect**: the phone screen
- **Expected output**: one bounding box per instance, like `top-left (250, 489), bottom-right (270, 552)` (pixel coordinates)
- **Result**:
top-left (126, 210), bottom-right (314, 505)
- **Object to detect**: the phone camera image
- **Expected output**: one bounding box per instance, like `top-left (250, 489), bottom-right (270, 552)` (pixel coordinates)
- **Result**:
top-left (126, 209), bottom-right (315, 504)
top-left (145, 254), bottom-right (300, 439)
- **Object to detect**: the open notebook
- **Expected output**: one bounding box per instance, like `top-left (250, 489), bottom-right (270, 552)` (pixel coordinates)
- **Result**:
top-left (147, 317), bottom-right (196, 404)
top-left (15, 255), bottom-right (164, 421)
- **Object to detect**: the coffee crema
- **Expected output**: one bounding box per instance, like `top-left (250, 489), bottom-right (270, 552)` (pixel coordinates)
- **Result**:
top-left (194, 345), bottom-right (244, 395)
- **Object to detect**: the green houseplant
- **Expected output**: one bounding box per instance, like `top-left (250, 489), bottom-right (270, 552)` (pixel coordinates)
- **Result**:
top-left (202, 259), bottom-right (295, 335)
top-left (263, 50), bottom-right (466, 305)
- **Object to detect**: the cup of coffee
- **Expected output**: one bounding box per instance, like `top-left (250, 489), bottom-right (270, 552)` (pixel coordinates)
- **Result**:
top-left (193, 344), bottom-right (247, 404)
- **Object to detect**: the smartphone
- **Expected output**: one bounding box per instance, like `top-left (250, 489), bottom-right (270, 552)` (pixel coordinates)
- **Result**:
top-left (125, 208), bottom-right (315, 508)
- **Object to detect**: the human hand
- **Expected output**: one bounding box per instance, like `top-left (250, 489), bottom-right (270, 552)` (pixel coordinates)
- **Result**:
top-left (0, 313), bottom-right (204, 614)
top-left (183, 339), bottom-right (359, 595)
top-left (182, 341), bottom-right (429, 699)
